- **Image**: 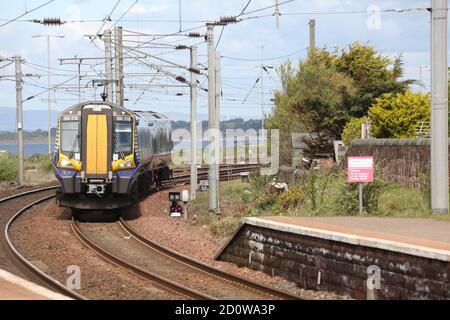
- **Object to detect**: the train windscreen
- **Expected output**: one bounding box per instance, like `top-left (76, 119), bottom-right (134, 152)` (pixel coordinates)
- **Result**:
top-left (114, 122), bottom-right (132, 155)
top-left (60, 121), bottom-right (80, 154)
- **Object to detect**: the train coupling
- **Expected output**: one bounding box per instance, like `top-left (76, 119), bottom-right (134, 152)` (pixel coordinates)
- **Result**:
top-left (86, 180), bottom-right (107, 196)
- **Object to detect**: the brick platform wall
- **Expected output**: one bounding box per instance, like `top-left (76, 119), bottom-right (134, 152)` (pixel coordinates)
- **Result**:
top-left (217, 224), bottom-right (450, 300)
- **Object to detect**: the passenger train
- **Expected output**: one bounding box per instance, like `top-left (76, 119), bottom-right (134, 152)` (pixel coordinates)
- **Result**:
top-left (53, 101), bottom-right (172, 210)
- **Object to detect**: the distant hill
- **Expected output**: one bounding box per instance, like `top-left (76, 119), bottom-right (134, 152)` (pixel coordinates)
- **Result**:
top-left (172, 118), bottom-right (262, 131)
top-left (0, 107), bottom-right (262, 132)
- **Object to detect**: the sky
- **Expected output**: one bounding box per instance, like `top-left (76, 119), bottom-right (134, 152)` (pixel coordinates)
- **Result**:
top-left (0, 0), bottom-right (448, 124)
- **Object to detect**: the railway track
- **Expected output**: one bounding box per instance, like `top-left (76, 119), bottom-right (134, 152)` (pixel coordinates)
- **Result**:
top-left (0, 186), bottom-right (86, 300)
top-left (1, 163), bottom-right (278, 300)
top-left (72, 218), bottom-right (300, 300)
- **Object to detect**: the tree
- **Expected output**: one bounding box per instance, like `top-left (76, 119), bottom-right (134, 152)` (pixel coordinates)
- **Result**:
top-left (341, 116), bottom-right (368, 145)
top-left (368, 91), bottom-right (430, 138)
top-left (269, 50), bottom-right (355, 157)
top-left (268, 42), bottom-right (413, 162)
top-left (335, 42), bottom-right (412, 118)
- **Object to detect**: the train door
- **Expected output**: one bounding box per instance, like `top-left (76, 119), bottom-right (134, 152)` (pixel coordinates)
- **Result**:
top-left (81, 105), bottom-right (113, 181)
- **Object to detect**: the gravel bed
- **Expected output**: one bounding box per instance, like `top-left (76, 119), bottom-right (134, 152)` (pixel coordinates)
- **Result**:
top-left (128, 186), bottom-right (352, 300)
top-left (8, 200), bottom-right (189, 300)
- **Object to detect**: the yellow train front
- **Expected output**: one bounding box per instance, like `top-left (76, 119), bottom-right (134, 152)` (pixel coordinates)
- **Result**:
top-left (53, 101), bottom-right (172, 210)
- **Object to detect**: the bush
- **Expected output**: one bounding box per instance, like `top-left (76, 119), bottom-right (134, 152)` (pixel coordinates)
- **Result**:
top-left (0, 152), bottom-right (18, 182)
top-left (335, 175), bottom-right (389, 215)
top-left (27, 154), bottom-right (53, 172)
top-left (341, 116), bottom-right (368, 145)
top-left (249, 173), bottom-right (274, 194)
top-left (369, 91), bottom-right (430, 138)
top-left (275, 183), bottom-right (307, 211)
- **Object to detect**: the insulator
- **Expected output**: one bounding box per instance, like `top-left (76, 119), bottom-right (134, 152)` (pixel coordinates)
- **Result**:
top-left (220, 16), bottom-right (237, 24)
top-left (175, 45), bottom-right (188, 50)
top-left (43, 17), bottom-right (63, 25)
top-left (188, 67), bottom-right (201, 75)
top-left (175, 76), bottom-right (186, 83)
top-left (188, 32), bottom-right (201, 37)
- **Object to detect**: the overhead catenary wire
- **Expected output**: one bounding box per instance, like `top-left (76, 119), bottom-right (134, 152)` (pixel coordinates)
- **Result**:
top-left (222, 47), bottom-right (307, 61)
top-left (0, 0), bottom-right (56, 29)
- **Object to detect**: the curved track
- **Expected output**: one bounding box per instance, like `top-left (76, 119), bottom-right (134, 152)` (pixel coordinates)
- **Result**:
top-left (0, 186), bottom-right (87, 300)
top-left (1, 164), bottom-right (268, 300)
top-left (71, 218), bottom-right (300, 300)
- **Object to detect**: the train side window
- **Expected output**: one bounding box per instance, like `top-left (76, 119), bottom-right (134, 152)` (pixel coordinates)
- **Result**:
top-left (114, 122), bottom-right (133, 156)
top-left (60, 121), bottom-right (80, 154)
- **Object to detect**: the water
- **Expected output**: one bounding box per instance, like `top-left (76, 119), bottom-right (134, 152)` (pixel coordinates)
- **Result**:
top-left (0, 143), bottom-right (55, 156)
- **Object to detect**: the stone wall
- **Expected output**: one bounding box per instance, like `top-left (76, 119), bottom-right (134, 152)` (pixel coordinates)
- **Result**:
top-left (217, 224), bottom-right (450, 300)
top-left (344, 138), bottom-right (450, 188)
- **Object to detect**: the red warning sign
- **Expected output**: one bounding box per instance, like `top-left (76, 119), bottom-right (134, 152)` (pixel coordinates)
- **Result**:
top-left (347, 156), bottom-right (374, 183)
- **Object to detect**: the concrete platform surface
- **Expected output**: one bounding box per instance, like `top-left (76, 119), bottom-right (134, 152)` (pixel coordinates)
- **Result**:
top-left (244, 216), bottom-right (450, 261)
top-left (0, 269), bottom-right (70, 300)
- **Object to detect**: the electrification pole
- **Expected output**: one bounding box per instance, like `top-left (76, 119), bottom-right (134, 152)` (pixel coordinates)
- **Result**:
top-left (207, 24), bottom-right (218, 212)
top-left (215, 51), bottom-right (221, 212)
top-left (309, 19), bottom-right (316, 56)
top-left (430, 0), bottom-right (448, 214)
top-left (104, 30), bottom-right (114, 103)
top-left (260, 45), bottom-right (264, 130)
top-left (115, 26), bottom-right (124, 107)
top-left (190, 45), bottom-right (198, 200)
top-left (14, 56), bottom-right (24, 186)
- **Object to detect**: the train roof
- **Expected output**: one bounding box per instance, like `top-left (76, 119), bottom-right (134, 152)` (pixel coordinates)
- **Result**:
top-left (133, 110), bottom-right (169, 121)
top-left (59, 101), bottom-right (132, 115)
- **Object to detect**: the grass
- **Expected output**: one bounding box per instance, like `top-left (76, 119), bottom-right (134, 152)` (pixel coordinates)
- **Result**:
top-left (0, 152), bottom-right (55, 187)
top-left (190, 170), bottom-right (450, 240)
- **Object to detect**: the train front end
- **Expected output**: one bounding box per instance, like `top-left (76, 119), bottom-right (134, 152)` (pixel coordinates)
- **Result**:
top-left (53, 101), bottom-right (138, 210)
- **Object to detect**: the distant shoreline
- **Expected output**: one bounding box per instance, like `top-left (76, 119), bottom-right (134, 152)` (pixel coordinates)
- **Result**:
top-left (0, 141), bottom-right (49, 145)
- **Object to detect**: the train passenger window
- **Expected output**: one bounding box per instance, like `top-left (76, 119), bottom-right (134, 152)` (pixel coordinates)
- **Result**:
top-left (114, 122), bottom-right (132, 155)
top-left (60, 121), bottom-right (79, 154)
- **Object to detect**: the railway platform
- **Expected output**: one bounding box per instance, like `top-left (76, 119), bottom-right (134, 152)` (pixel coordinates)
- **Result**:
top-left (0, 269), bottom-right (70, 300)
top-left (216, 216), bottom-right (450, 299)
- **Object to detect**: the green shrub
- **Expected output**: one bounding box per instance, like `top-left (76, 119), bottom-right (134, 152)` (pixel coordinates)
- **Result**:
top-left (341, 116), bottom-right (368, 145)
top-left (258, 194), bottom-right (277, 210)
top-left (0, 152), bottom-right (18, 182)
top-left (335, 175), bottom-right (389, 214)
top-left (249, 172), bottom-right (274, 193)
top-left (275, 183), bottom-right (307, 211)
top-left (27, 154), bottom-right (53, 172)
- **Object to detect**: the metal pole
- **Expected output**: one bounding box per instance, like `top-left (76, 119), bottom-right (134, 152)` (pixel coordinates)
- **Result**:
top-left (77, 61), bottom-right (81, 103)
top-left (309, 19), bottom-right (316, 56)
top-left (207, 24), bottom-right (217, 212)
top-left (115, 26), bottom-right (124, 107)
top-left (47, 35), bottom-right (51, 155)
top-left (14, 56), bottom-right (24, 186)
top-left (190, 46), bottom-right (198, 201)
top-left (104, 30), bottom-right (114, 103)
top-left (260, 45), bottom-right (264, 130)
top-left (215, 51), bottom-right (221, 212)
top-left (359, 183), bottom-right (363, 214)
top-left (431, 0), bottom-right (448, 214)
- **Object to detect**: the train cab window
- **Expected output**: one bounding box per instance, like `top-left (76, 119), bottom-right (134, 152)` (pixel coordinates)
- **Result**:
top-left (60, 121), bottom-right (80, 154)
top-left (114, 122), bottom-right (132, 155)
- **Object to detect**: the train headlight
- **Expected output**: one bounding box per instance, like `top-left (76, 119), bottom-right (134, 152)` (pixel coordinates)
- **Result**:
top-left (119, 160), bottom-right (133, 168)
top-left (60, 159), bottom-right (74, 168)
top-left (112, 155), bottom-right (136, 171)
top-left (57, 156), bottom-right (81, 171)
